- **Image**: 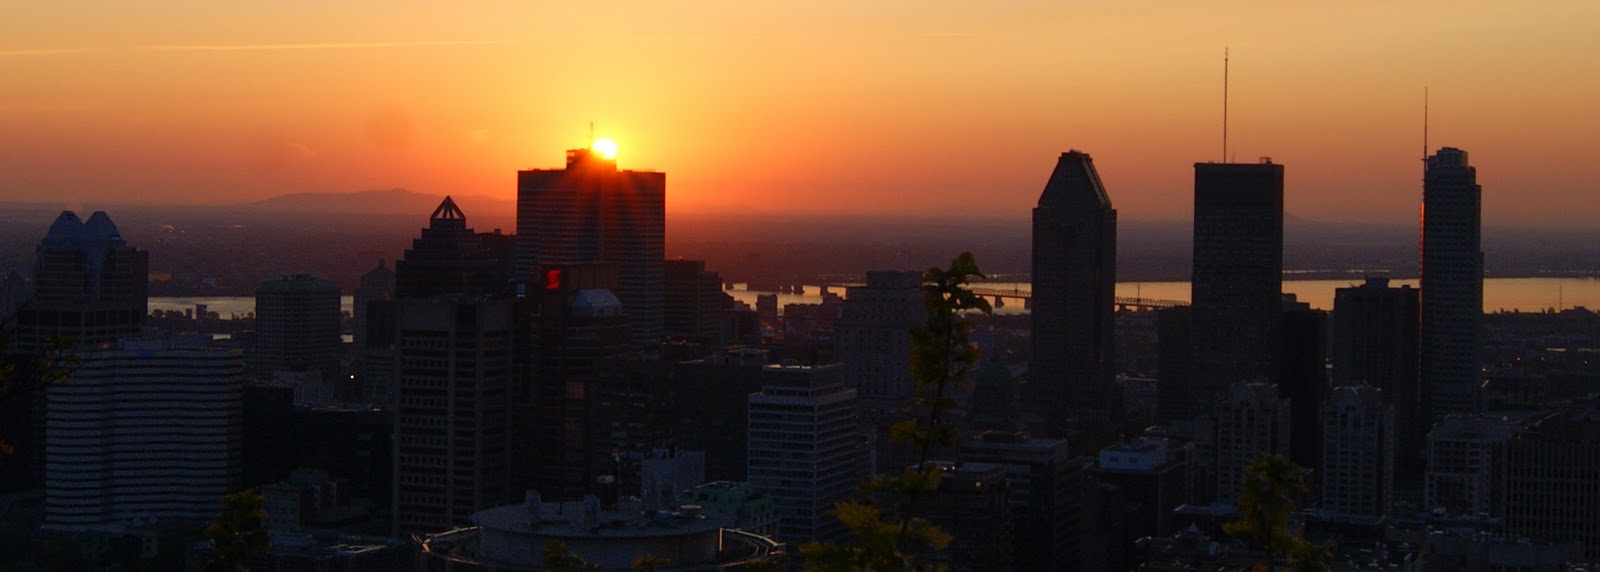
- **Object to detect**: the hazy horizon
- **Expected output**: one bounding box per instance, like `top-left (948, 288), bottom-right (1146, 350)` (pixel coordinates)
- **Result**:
top-left (4, 2), bottom-right (1598, 227)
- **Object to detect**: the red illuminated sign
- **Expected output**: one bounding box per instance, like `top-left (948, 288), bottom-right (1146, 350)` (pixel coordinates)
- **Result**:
top-left (545, 268), bottom-right (562, 291)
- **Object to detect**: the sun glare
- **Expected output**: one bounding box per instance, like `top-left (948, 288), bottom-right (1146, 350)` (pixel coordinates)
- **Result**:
top-left (592, 138), bottom-right (618, 160)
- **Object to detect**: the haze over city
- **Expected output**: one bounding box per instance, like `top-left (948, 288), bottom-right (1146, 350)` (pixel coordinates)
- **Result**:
top-left (4, 1), bottom-right (1599, 226)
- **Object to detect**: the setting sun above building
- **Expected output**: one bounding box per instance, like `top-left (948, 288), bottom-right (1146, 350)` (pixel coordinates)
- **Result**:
top-left (592, 138), bottom-right (618, 160)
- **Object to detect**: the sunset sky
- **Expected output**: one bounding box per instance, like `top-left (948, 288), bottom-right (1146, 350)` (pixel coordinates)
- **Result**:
top-left (2, 1), bottom-right (1597, 226)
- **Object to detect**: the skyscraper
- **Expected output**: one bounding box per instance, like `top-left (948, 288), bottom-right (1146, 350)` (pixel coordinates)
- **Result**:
top-left (395, 197), bottom-right (507, 299)
top-left (253, 274), bottom-right (342, 382)
top-left (517, 148), bottom-right (665, 347)
top-left (16, 211), bottom-right (147, 351)
top-left (662, 259), bottom-right (730, 349)
top-left (1029, 151), bottom-right (1118, 420)
top-left (834, 270), bottom-right (924, 471)
top-left (392, 296), bottom-right (514, 534)
top-left (1331, 277), bottom-right (1423, 487)
top-left (45, 339), bottom-right (243, 530)
top-left (1420, 147), bottom-right (1484, 421)
top-left (747, 363), bottom-right (863, 543)
top-left (1190, 160), bottom-right (1284, 400)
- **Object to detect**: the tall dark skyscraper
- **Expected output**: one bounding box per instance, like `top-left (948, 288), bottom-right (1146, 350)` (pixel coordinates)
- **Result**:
top-left (1420, 147), bottom-right (1483, 421)
top-left (517, 148), bottom-right (665, 347)
top-left (1331, 277), bottom-right (1422, 486)
top-left (395, 197), bottom-right (507, 299)
top-left (1189, 160), bottom-right (1284, 401)
top-left (16, 211), bottom-right (147, 351)
top-left (1029, 150), bottom-right (1118, 421)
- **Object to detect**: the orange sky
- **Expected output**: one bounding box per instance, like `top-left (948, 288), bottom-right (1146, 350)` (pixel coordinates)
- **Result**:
top-left (2, 1), bottom-right (1597, 226)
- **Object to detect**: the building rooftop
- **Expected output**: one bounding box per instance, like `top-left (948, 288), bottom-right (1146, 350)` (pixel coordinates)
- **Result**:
top-left (472, 497), bottom-right (733, 540)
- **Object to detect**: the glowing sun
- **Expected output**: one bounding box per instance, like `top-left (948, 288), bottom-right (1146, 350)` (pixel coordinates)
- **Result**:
top-left (591, 138), bottom-right (618, 160)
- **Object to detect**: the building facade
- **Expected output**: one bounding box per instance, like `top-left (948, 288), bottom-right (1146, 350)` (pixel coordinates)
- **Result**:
top-left (1189, 161), bottom-right (1284, 400)
top-left (746, 363), bottom-right (863, 544)
top-left (517, 148), bottom-right (665, 347)
top-left (1029, 150), bottom-right (1118, 420)
top-left (253, 274), bottom-right (342, 382)
top-left (45, 340), bottom-right (243, 529)
top-left (1420, 147), bottom-right (1484, 421)
top-left (1318, 385), bottom-right (1394, 522)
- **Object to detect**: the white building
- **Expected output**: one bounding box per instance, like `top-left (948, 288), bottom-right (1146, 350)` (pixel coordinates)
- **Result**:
top-left (45, 339), bottom-right (243, 530)
top-left (747, 363), bottom-right (863, 543)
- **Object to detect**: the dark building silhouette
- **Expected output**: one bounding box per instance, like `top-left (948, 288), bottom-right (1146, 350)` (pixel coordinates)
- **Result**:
top-left (353, 260), bottom-right (394, 351)
top-left (1029, 151), bottom-right (1118, 422)
top-left (834, 270), bottom-right (924, 472)
top-left (1278, 294), bottom-right (1327, 470)
top-left (1420, 147), bottom-right (1484, 421)
top-left (291, 406), bottom-right (394, 524)
top-left (1318, 385), bottom-right (1394, 524)
top-left (1331, 277), bottom-right (1422, 488)
top-left (1189, 161), bottom-right (1284, 401)
top-left (394, 197), bottom-right (506, 299)
top-left (16, 211), bottom-right (147, 351)
top-left (517, 148), bottom-right (665, 347)
top-left (1089, 437), bottom-right (1189, 570)
top-left (243, 382), bottom-right (297, 491)
top-left (671, 348), bottom-right (769, 482)
top-left (391, 296), bottom-right (514, 534)
top-left (253, 274), bottom-right (342, 382)
top-left (916, 462), bottom-right (1015, 572)
top-left (523, 263), bottom-right (633, 501)
top-left (959, 431), bottom-right (1083, 571)
top-left (1506, 408), bottom-right (1600, 561)
top-left (662, 259), bottom-right (729, 350)
top-left (1155, 306), bottom-right (1194, 423)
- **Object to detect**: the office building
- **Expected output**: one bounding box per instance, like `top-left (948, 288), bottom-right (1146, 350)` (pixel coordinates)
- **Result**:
top-left (747, 363), bottom-right (863, 543)
top-left (1155, 305), bottom-right (1194, 423)
top-left (352, 260), bottom-right (394, 351)
top-left (16, 210), bottom-right (147, 351)
top-left (1189, 161), bottom-right (1284, 399)
top-left (917, 462), bottom-right (1015, 572)
top-left (672, 348), bottom-right (769, 482)
top-left (663, 259), bottom-right (730, 349)
top-left (1090, 437), bottom-right (1189, 549)
top-left (394, 197), bottom-right (506, 300)
top-left (1318, 385), bottom-right (1394, 523)
top-left (517, 147), bottom-right (665, 347)
top-left (959, 431), bottom-right (1082, 571)
top-left (44, 340), bottom-right (243, 529)
top-left (1420, 147), bottom-right (1485, 421)
top-left (253, 274), bottom-right (342, 382)
top-left (1278, 294), bottom-right (1327, 470)
top-left (1425, 414), bottom-right (1522, 518)
top-left (1195, 382), bottom-right (1291, 506)
top-left (1505, 408), bottom-right (1600, 561)
top-left (523, 263), bottom-right (633, 501)
top-left (1030, 150), bottom-right (1118, 420)
top-left (392, 297), bottom-right (514, 534)
top-left (834, 270), bottom-right (924, 471)
top-left (1331, 277), bottom-right (1423, 486)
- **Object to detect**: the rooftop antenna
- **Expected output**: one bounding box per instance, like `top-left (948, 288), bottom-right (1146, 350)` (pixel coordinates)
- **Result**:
top-left (1422, 88), bottom-right (1429, 162)
top-left (589, 121), bottom-right (595, 145)
top-left (1222, 47), bottom-right (1229, 163)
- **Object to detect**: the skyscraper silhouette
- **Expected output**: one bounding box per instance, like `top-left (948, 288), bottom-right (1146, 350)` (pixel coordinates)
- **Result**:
top-left (16, 211), bottom-right (147, 351)
top-left (1029, 150), bottom-right (1118, 422)
top-left (517, 148), bottom-right (665, 347)
top-left (1420, 147), bottom-right (1484, 421)
top-left (395, 197), bottom-right (507, 299)
top-left (1189, 160), bottom-right (1284, 403)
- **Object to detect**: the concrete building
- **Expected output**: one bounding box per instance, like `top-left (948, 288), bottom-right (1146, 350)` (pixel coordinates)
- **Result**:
top-left (253, 274), bottom-right (342, 382)
top-left (392, 297), bottom-right (514, 534)
top-left (1421, 147), bottom-right (1485, 421)
top-left (1505, 408), bottom-right (1600, 561)
top-left (1195, 382), bottom-right (1291, 506)
top-left (395, 197), bottom-right (507, 301)
top-left (959, 431), bottom-right (1082, 571)
top-left (1331, 277), bottom-right (1423, 488)
top-left (1090, 437), bottom-right (1190, 550)
top-left (517, 147), bottom-right (665, 347)
top-left (833, 270), bottom-right (924, 472)
top-left (1318, 385), bottom-right (1394, 523)
top-left (747, 363), bottom-right (863, 544)
top-left (916, 462), bottom-right (1014, 572)
top-left (1030, 150), bottom-right (1119, 421)
top-left (1425, 414), bottom-right (1522, 519)
top-left (687, 481), bottom-right (779, 537)
top-left (672, 348), bottom-right (769, 483)
top-left (44, 339), bottom-right (243, 530)
top-left (1189, 161), bottom-right (1284, 402)
top-left (1278, 294), bottom-right (1327, 470)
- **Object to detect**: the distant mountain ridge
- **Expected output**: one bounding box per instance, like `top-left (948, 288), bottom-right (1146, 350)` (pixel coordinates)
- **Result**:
top-left (249, 189), bottom-right (516, 218)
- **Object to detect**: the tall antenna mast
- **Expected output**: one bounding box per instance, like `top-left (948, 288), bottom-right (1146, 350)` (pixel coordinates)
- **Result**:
top-left (1422, 87), bottom-right (1429, 162)
top-left (1222, 47), bottom-right (1229, 163)
top-left (589, 121), bottom-right (596, 144)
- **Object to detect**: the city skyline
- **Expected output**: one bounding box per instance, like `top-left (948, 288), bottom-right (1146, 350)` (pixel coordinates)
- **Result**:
top-left (2, 2), bottom-right (1598, 227)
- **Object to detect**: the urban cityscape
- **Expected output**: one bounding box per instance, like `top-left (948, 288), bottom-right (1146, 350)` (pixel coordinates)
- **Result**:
top-left (3, 2), bottom-right (1600, 571)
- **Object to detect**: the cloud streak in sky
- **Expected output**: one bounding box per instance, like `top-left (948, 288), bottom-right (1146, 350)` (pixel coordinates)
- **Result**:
top-left (0, 48), bottom-right (93, 57)
top-left (147, 40), bottom-right (503, 52)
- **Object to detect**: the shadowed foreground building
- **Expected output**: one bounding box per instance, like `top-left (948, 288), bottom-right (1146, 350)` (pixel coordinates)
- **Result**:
top-left (44, 340), bottom-right (243, 530)
top-left (1029, 150), bottom-right (1118, 422)
top-left (747, 363), bottom-right (863, 544)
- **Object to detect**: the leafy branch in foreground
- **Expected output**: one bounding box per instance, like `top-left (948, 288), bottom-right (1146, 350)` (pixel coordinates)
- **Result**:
top-left (1222, 454), bottom-right (1331, 572)
top-left (802, 252), bottom-right (992, 571)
